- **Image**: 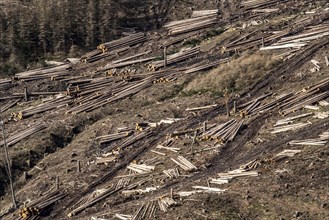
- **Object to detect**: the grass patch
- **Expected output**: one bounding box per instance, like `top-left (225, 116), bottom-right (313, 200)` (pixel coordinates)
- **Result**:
top-left (184, 51), bottom-right (279, 96)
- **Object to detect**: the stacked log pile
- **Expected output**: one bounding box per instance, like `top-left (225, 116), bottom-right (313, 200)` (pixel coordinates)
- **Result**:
top-left (223, 30), bottom-right (289, 53)
top-left (313, 112), bottom-right (329, 119)
top-left (66, 77), bottom-right (153, 114)
top-left (320, 132), bottom-right (329, 140)
top-left (117, 198), bottom-right (174, 218)
top-left (15, 95), bottom-right (73, 119)
top-left (289, 131), bottom-right (329, 146)
top-left (130, 201), bottom-right (157, 219)
top-left (97, 33), bottom-right (147, 53)
top-left (279, 78), bottom-right (329, 115)
top-left (96, 131), bottom-right (133, 145)
top-left (201, 119), bottom-right (244, 143)
top-left (260, 22), bottom-right (329, 51)
top-left (270, 122), bottom-right (311, 134)
top-left (19, 190), bottom-right (67, 220)
top-left (0, 79), bottom-right (13, 90)
top-left (98, 54), bottom-right (157, 73)
top-left (81, 47), bottom-right (130, 63)
top-left (276, 149), bottom-right (301, 157)
top-left (80, 33), bottom-right (146, 63)
top-left (274, 113), bottom-right (313, 126)
top-left (14, 64), bottom-right (72, 81)
top-left (238, 93), bottom-right (292, 116)
top-left (241, 0), bottom-right (289, 11)
top-left (115, 130), bottom-right (153, 151)
top-left (289, 139), bottom-right (327, 146)
top-left (238, 93), bottom-right (272, 116)
top-left (211, 169), bottom-right (259, 185)
top-left (164, 12), bottom-right (218, 36)
top-left (68, 186), bottom-right (123, 217)
top-left (171, 156), bottom-right (197, 172)
top-left (184, 58), bottom-right (230, 74)
top-left (0, 124), bottom-right (46, 147)
top-left (80, 49), bottom-right (103, 62)
top-left (161, 31), bottom-right (199, 48)
top-left (238, 77), bottom-right (329, 117)
top-left (0, 99), bottom-right (21, 113)
top-left (163, 168), bottom-right (180, 179)
top-left (66, 78), bottom-right (121, 96)
top-left (127, 163), bottom-right (155, 174)
top-left (157, 197), bottom-right (177, 212)
top-left (192, 10), bottom-right (219, 18)
top-left (148, 47), bottom-right (200, 71)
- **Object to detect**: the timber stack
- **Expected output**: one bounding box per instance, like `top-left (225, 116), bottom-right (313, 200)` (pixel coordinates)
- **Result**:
top-left (0, 124), bottom-right (46, 147)
top-left (237, 77), bottom-right (329, 117)
top-left (0, 79), bottom-right (13, 90)
top-left (148, 47), bottom-right (200, 71)
top-left (18, 190), bottom-right (67, 220)
top-left (80, 33), bottom-right (147, 63)
top-left (164, 10), bottom-right (219, 36)
top-left (241, 0), bottom-right (289, 11)
top-left (14, 64), bottom-right (72, 81)
top-left (261, 22), bottom-right (329, 51)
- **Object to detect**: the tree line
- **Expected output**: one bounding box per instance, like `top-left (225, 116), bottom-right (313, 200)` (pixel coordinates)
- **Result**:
top-left (0, 0), bottom-right (176, 75)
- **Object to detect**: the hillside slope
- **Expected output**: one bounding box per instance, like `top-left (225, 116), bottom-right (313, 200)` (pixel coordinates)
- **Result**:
top-left (1, 0), bottom-right (329, 219)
